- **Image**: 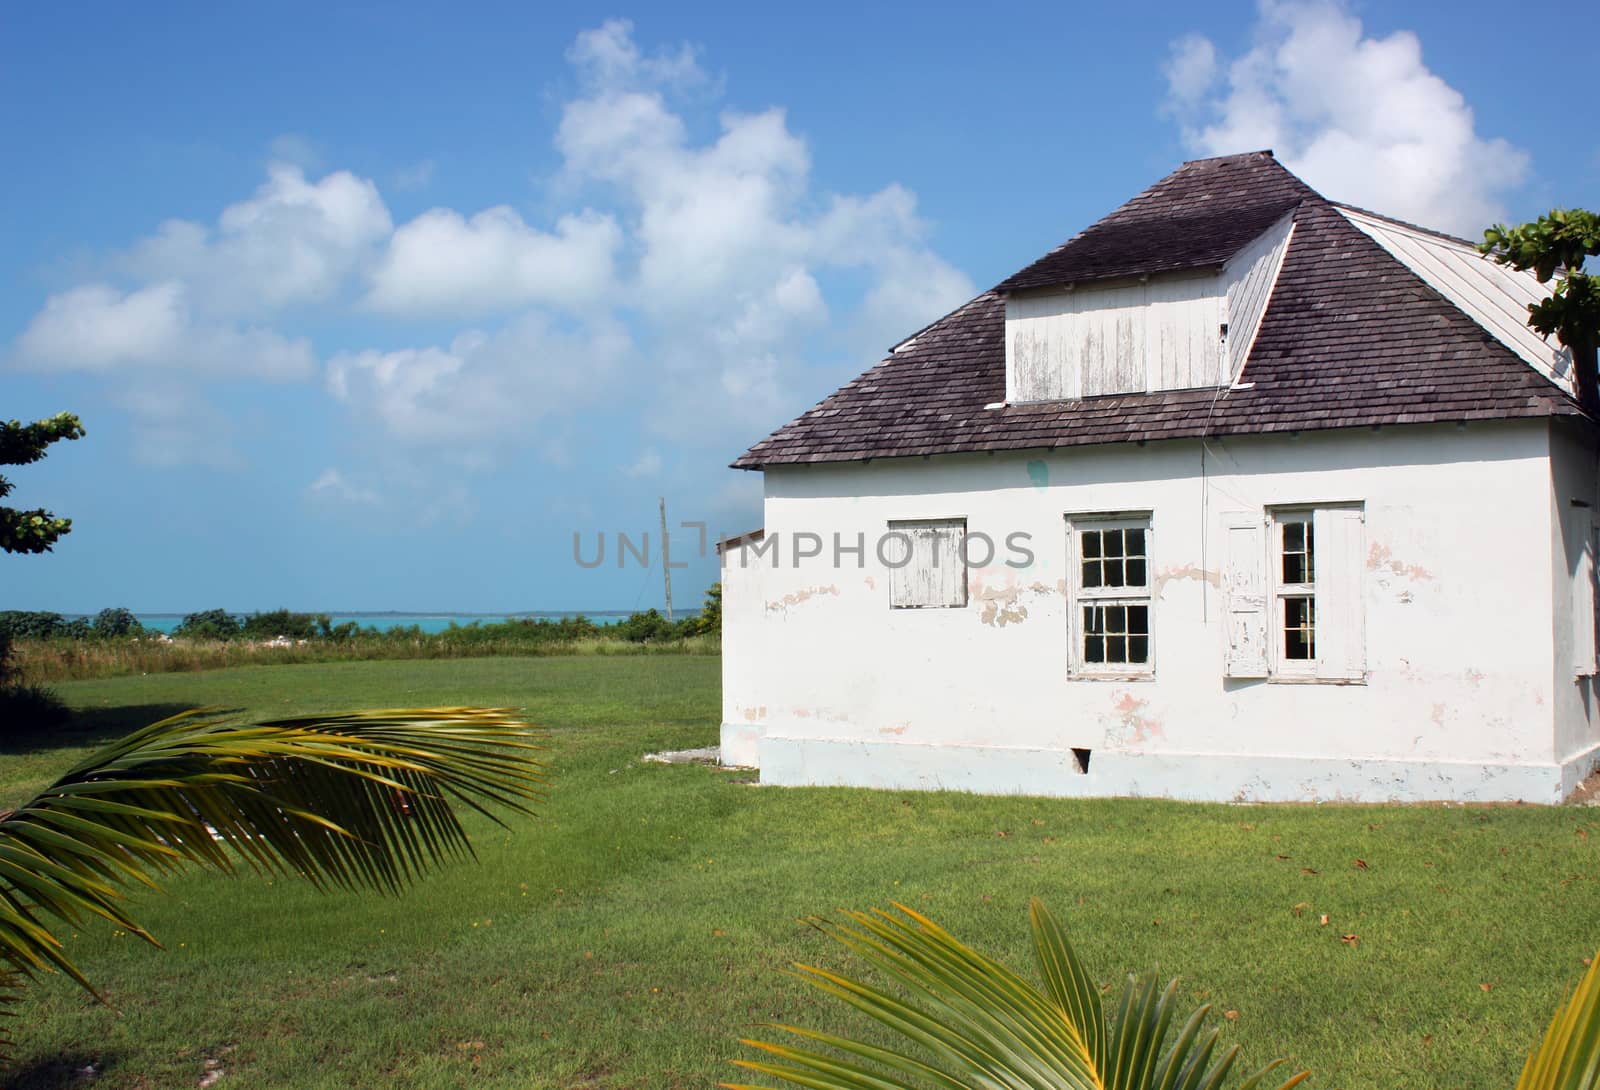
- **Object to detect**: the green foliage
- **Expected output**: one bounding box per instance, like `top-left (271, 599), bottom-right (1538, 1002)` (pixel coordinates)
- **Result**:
top-left (90, 607), bottom-right (143, 638)
top-left (0, 705), bottom-right (546, 1044)
top-left (239, 609), bottom-right (323, 640)
top-left (615, 607), bottom-right (676, 642)
top-left (1516, 948), bottom-right (1600, 1090)
top-left (0, 611), bottom-right (73, 641)
top-left (173, 608), bottom-right (244, 640)
top-left (730, 898), bottom-right (1307, 1090)
top-left (0, 412), bottom-right (85, 555)
top-left (683, 582), bottom-right (723, 636)
top-left (1482, 209), bottom-right (1600, 406)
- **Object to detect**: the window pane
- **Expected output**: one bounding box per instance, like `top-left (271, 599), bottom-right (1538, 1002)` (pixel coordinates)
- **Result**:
top-left (1126, 558), bottom-right (1147, 587)
top-left (1107, 605), bottom-right (1127, 632)
top-left (1107, 636), bottom-right (1127, 662)
top-left (1086, 635), bottom-right (1106, 663)
top-left (1103, 531), bottom-right (1125, 559)
top-left (1104, 559), bottom-right (1125, 587)
top-left (1082, 560), bottom-right (1102, 589)
top-left (1084, 606), bottom-right (1105, 634)
top-left (1081, 532), bottom-right (1102, 559)
top-left (1283, 552), bottom-right (1306, 584)
top-left (1284, 596), bottom-right (1315, 660)
top-left (1128, 605), bottom-right (1148, 635)
top-left (1129, 636), bottom-right (1149, 663)
top-left (1125, 528), bottom-right (1145, 557)
top-left (1305, 522), bottom-right (1316, 581)
top-left (1284, 522), bottom-right (1304, 551)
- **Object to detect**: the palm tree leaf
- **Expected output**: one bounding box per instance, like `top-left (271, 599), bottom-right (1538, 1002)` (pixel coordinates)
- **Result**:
top-left (0, 706), bottom-right (546, 1005)
top-left (735, 902), bottom-right (1307, 1090)
top-left (1516, 948), bottom-right (1600, 1090)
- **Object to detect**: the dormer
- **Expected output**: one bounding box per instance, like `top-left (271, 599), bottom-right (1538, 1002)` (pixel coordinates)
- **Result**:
top-left (1003, 208), bottom-right (1295, 402)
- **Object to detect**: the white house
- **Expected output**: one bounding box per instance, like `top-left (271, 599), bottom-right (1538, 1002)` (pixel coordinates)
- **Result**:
top-left (720, 150), bottom-right (1600, 804)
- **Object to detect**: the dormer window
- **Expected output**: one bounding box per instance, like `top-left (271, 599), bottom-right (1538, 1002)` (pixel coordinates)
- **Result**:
top-left (1004, 211), bottom-right (1294, 402)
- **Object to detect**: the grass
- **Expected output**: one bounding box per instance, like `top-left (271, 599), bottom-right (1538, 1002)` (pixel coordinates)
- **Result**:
top-left (9, 632), bottom-right (718, 684)
top-left (3, 655), bottom-right (1599, 1089)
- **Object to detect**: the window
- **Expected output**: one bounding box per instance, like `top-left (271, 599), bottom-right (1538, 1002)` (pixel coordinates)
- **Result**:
top-left (1274, 514), bottom-right (1316, 673)
top-left (1564, 502), bottom-right (1598, 679)
top-left (1222, 505), bottom-right (1364, 682)
top-left (1069, 515), bottom-right (1153, 676)
top-left (887, 518), bottom-right (967, 609)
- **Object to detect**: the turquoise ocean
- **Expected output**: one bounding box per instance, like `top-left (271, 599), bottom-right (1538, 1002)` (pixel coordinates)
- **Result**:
top-left (130, 612), bottom-right (642, 636)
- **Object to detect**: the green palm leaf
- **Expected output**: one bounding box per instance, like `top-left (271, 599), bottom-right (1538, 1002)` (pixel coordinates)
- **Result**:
top-left (728, 898), bottom-right (1308, 1090)
top-left (1517, 950), bottom-right (1600, 1090)
top-left (0, 706), bottom-right (546, 1001)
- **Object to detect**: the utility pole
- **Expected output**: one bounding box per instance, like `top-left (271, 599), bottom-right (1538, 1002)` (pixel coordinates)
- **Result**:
top-left (659, 496), bottom-right (674, 623)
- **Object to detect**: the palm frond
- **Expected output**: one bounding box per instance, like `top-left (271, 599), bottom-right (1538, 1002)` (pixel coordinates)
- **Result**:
top-left (1516, 950), bottom-right (1600, 1090)
top-left (728, 898), bottom-right (1307, 1090)
top-left (0, 706), bottom-right (546, 999)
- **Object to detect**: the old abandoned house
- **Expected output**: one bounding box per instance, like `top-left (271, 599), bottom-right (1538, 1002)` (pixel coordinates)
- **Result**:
top-left (720, 150), bottom-right (1600, 803)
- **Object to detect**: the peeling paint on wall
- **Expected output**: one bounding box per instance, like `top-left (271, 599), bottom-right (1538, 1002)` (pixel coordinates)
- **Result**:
top-left (1367, 542), bottom-right (1435, 582)
top-left (971, 578), bottom-right (1058, 627)
top-left (1026, 460), bottom-right (1050, 488)
top-left (1152, 563), bottom-right (1221, 597)
top-left (739, 705), bottom-right (768, 722)
top-left (1105, 691), bottom-right (1164, 747)
top-left (878, 722), bottom-right (911, 736)
top-left (766, 584), bottom-right (842, 614)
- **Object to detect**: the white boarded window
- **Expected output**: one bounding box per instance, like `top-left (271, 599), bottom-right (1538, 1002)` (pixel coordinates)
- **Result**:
top-left (1068, 514), bottom-right (1153, 676)
top-left (1564, 503), bottom-right (1598, 678)
top-left (887, 519), bottom-right (968, 609)
top-left (1224, 506), bottom-right (1364, 682)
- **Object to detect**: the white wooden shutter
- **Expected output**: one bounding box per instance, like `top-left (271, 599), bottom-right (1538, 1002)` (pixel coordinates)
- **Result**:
top-left (889, 520), bottom-right (968, 608)
top-left (1564, 506), bottom-right (1598, 677)
top-left (1313, 506), bottom-right (1366, 681)
top-left (1222, 512), bottom-right (1269, 678)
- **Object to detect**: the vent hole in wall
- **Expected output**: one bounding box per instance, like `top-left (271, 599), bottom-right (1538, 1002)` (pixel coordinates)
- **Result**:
top-left (1071, 748), bottom-right (1092, 774)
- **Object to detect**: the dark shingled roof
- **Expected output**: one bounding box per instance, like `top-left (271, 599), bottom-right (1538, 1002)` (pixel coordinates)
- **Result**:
top-left (733, 152), bottom-right (1586, 470)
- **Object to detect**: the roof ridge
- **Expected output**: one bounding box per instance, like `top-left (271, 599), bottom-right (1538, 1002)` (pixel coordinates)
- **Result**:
top-left (1331, 201), bottom-right (1481, 249)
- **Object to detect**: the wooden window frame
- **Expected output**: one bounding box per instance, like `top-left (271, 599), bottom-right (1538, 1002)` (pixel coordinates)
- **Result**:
top-left (1067, 513), bottom-right (1154, 679)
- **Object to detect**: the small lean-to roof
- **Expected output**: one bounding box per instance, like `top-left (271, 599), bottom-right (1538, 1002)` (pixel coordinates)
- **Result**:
top-left (733, 151), bottom-right (1586, 470)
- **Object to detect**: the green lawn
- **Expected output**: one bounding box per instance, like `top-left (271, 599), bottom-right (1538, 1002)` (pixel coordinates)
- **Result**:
top-left (4, 656), bottom-right (1598, 1089)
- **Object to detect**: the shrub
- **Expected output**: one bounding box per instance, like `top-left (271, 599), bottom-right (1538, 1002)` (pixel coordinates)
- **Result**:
top-left (0, 610), bottom-right (70, 640)
top-left (240, 609), bottom-right (322, 640)
top-left (173, 609), bottom-right (243, 641)
top-left (91, 607), bottom-right (144, 638)
top-left (0, 681), bottom-right (71, 730)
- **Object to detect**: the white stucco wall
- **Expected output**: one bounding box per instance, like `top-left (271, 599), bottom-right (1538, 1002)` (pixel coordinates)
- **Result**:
top-left (722, 420), bottom-right (1600, 803)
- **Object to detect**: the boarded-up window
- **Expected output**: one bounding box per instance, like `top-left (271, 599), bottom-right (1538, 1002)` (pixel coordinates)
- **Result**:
top-left (886, 519), bottom-right (968, 609)
top-left (1565, 504), bottom-right (1598, 678)
top-left (1068, 515), bottom-right (1154, 676)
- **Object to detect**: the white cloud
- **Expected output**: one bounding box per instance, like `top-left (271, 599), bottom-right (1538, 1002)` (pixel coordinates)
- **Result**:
top-left (15, 281), bottom-right (314, 380)
top-left (1163, 0), bottom-right (1529, 235)
top-left (307, 468), bottom-right (382, 506)
top-left (366, 206), bottom-right (621, 316)
top-left (552, 23), bottom-right (974, 440)
top-left (325, 312), bottom-right (632, 446)
top-left (126, 162), bottom-right (392, 313)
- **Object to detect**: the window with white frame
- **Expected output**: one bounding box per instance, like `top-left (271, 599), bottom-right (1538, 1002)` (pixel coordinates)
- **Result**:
top-left (887, 518), bottom-right (968, 609)
top-left (1273, 512), bottom-right (1317, 673)
top-left (1068, 515), bottom-right (1153, 675)
top-left (1223, 505), bottom-right (1364, 682)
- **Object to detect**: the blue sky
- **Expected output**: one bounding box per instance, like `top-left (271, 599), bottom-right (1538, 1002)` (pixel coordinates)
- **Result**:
top-left (5, 1), bottom-right (1596, 614)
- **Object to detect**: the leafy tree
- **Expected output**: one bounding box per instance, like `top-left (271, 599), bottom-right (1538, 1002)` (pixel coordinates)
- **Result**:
top-left (173, 608), bottom-right (243, 640)
top-left (0, 706), bottom-right (546, 1057)
top-left (1481, 210), bottom-right (1600, 410)
top-left (0, 412), bottom-right (85, 554)
top-left (91, 607), bottom-right (144, 638)
top-left (685, 582), bottom-right (722, 636)
top-left (240, 608), bottom-right (321, 640)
